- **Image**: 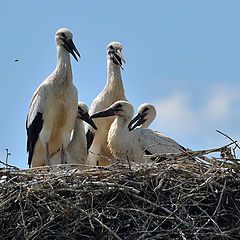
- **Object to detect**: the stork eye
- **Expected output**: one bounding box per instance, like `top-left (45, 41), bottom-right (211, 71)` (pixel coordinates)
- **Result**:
top-left (115, 103), bottom-right (122, 108)
top-left (109, 45), bottom-right (114, 50)
top-left (60, 33), bottom-right (66, 38)
top-left (143, 107), bottom-right (149, 113)
top-left (78, 106), bottom-right (83, 113)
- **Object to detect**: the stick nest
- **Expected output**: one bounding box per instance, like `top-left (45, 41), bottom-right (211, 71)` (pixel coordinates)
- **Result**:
top-left (1, 145), bottom-right (240, 240)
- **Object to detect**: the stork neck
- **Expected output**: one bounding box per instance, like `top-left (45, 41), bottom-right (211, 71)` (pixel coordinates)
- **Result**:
top-left (141, 119), bottom-right (151, 128)
top-left (53, 46), bottom-right (73, 86)
top-left (69, 119), bottom-right (84, 145)
top-left (106, 59), bottom-right (124, 91)
top-left (109, 117), bottom-right (130, 148)
top-left (57, 45), bottom-right (71, 66)
top-left (114, 116), bottom-right (130, 132)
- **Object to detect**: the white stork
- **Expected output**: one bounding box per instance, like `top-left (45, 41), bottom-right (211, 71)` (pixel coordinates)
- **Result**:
top-left (50, 102), bottom-right (97, 165)
top-left (86, 42), bottom-right (126, 166)
top-left (128, 103), bottom-right (156, 130)
top-left (26, 28), bottom-right (80, 168)
top-left (91, 101), bottom-right (186, 163)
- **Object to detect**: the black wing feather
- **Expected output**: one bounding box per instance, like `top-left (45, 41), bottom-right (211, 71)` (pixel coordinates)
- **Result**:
top-left (26, 112), bottom-right (43, 167)
top-left (86, 129), bottom-right (94, 152)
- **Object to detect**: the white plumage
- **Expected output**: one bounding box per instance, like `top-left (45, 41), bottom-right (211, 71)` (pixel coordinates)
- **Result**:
top-left (91, 101), bottom-right (186, 163)
top-left (26, 28), bottom-right (80, 168)
top-left (51, 102), bottom-right (97, 165)
top-left (86, 41), bottom-right (127, 166)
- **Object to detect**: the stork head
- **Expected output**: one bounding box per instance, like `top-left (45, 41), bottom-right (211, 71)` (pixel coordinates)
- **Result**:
top-left (107, 42), bottom-right (126, 70)
top-left (77, 102), bottom-right (97, 130)
top-left (128, 103), bottom-right (156, 131)
top-left (55, 28), bottom-right (81, 61)
top-left (91, 100), bottom-right (133, 122)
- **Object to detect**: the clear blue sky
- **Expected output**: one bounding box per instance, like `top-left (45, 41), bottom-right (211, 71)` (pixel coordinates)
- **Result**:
top-left (1, 1), bottom-right (240, 169)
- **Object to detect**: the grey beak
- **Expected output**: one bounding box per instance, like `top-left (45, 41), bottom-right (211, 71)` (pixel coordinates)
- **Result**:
top-left (78, 112), bottom-right (97, 130)
top-left (128, 113), bottom-right (146, 131)
top-left (113, 50), bottom-right (126, 70)
top-left (91, 108), bottom-right (115, 119)
top-left (116, 49), bottom-right (126, 63)
top-left (62, 38), bottom-right (81, 61)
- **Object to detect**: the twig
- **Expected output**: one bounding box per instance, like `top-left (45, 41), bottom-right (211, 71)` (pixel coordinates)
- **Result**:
top-left (126, 150), bottom-right (132, 171)
top-left (216, 129), bottom-right (240, 150)
top-left (128, 192), bottom-right (190, 229)
top-left (196, 205), bottom-right (222, 234)
top-left (213, 179), bottom-right (226, 216)
top-left (0, 160), bottom-right (18, 170)
top-left (93, 216), bottom-right (122, 240)
top-left (0, 190), bottom-right (18, 209)
top-left (5, 148), bottom-right (11, 166)
top-left (18, 189), bottom-right (27, 236)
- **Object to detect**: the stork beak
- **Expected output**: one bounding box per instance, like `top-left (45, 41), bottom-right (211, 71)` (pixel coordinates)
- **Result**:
top-left (113, 49), bottom-right (126, 70)
top-left (116, 49), bottom-right (126, 64)
top-left (91, 108), bottom-right (115, 119)
top-left (128, 113), bottom-right (146, 131)
top-left (78, 112), bottom-right (97, 130)
top-left (62, 38), bottom-right (81, 61)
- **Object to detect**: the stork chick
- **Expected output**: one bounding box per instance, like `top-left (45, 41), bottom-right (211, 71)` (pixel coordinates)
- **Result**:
top-left (91, 101), bottom-right (186, 163)
top-left (86, 42), bottom-right (126, 166)
top-left (26, 28), bottom-right (80, 168)
top-left (51, 102), bottom-right (97, 165)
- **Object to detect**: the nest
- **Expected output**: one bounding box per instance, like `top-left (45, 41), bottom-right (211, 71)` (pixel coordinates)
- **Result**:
top-left (1, 143), bottom-right (240, 240)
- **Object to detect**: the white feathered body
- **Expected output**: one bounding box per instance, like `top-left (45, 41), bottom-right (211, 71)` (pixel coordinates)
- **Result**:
top-left (28, 47), bottom-right (78, 167)
top-left (108, 118), bottom-right (184, 163)
top-left (87, 61), bottom-right (126, 165)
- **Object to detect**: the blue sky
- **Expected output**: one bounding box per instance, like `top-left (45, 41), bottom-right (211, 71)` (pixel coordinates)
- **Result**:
top-left (1, 1), bottom-right (240, 169)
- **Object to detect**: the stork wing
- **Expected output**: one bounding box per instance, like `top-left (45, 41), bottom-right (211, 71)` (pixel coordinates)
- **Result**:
top-left (26, 85), bottom-right (46, 167)
top-left (135, 128), bottom-right (185, 156)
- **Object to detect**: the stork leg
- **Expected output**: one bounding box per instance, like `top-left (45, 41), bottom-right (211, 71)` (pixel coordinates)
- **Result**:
top-left (88, 144), bottom-right (101, 166)
top-left (45, 143), bottom-right (51, 166)
top-left (61, 146), bottom-right (67, 164)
